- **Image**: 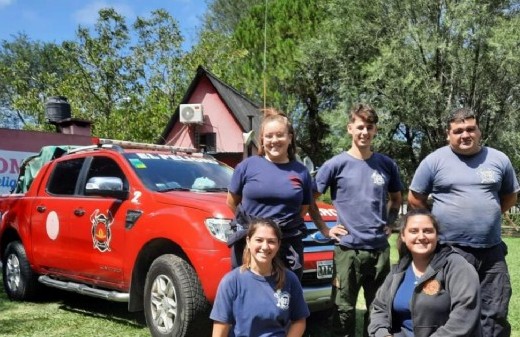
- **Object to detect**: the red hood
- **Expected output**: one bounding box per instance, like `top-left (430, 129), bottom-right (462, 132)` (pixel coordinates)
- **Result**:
top-left (153, 191), bottom-right (232, 216)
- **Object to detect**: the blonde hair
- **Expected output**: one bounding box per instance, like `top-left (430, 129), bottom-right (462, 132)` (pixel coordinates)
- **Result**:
top-left (240, 218), bottom-right (286, 290)
top-left (257, 108), bottom-right (297, 161)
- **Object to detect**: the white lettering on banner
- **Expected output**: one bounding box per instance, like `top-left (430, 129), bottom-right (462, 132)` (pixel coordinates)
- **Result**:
top-left (0, 150), bottom-right (36, 194)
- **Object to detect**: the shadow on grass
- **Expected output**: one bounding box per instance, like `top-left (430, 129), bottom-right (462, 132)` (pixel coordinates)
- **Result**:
top-left (304, 308), bottom-right (367, 337)
top-left (56, 290), bottom-right (146, 328)
top-left (0, 277), bottom-right (146, 331)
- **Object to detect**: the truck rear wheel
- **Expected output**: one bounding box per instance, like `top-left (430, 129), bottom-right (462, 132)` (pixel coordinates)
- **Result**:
top-left (144, 254), bottom-right (211, 337)
top-left (2, 241), bottom-right (40, 300)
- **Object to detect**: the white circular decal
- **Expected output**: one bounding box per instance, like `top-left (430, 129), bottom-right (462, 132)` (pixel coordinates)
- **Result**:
top-left (46, 211), bottom-right (60, 240)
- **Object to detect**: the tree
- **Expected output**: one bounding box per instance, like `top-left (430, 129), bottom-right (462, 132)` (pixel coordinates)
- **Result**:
top-left (194, 0), bottom-right (333, 162)
top-left (0, 34), bottom-right (67, 129)
top-left (314, 0), bottom-right (520, 182)
top-left (130, 9), bottom-right (188, 142)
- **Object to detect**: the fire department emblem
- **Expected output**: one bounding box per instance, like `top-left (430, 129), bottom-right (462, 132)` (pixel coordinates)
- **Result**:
top-left (91, 209), bottom-right (113, 252)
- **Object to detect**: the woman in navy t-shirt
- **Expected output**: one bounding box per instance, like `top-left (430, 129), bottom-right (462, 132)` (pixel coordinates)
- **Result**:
top-left (226, 108), bottom-right (313, 279)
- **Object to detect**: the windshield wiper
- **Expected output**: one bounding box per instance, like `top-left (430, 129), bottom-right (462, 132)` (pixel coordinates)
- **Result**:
top-left (196, 187), bottom-right (228, 192)
top-left (157, 187), bottom-right (191, 192)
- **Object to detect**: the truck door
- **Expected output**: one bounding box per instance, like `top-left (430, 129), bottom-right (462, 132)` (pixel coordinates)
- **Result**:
top-left (31, 157), bottom-right (85, 274)
top-left (68, 155), bottom-right (131, 287)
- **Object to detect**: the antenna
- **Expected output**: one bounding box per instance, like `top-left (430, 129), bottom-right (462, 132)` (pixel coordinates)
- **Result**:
top-left (263, 0), bottom-right (268, 109)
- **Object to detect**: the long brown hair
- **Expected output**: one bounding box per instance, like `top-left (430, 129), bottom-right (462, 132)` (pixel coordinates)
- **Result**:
top-left (240, 218), bottom-right (286, 290)
top-left (257, 108), bottom-right (296, 161)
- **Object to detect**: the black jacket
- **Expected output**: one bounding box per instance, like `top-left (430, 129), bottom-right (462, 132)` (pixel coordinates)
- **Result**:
top-left (368, 245), bottom-right (482, 337)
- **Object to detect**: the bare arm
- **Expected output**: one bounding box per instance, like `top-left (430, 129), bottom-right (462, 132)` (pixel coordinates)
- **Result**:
top-left (501, 192), bottom-right (518, 213)
top-left (299, 204), bottom-right (309, 218)
top-left (287, 318), bottom-right (306, 337)
top-left (309, 192), bottom-right (347, 240)
top-left (212, 322), bottom-right (231, 337)
top-left (226, 192), bottom-right (241, 213)
top-left (384, 191), bottom-right (402, 235)
top-left (407, 190), bottom-right (430, 210)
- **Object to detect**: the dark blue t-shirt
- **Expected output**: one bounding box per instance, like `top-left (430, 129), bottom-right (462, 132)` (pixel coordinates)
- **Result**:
top-left (210, 268), bottom-right (310, 337)
top-left (314, 152), bottom-right (403, 249)
top-left (393, 264), bottom-right (416, 336)
top-left (229, 155), bottom-right (313, 234)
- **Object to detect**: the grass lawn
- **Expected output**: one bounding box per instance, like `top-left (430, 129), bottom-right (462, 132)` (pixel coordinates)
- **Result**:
top-left (1, 236), bottom-right (519, 336)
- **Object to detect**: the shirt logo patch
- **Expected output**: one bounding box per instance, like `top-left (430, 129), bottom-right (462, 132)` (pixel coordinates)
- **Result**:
top-left (477, 168), bottom-right (497, 184)
top-left (274, 290), bottom-right (290, 310)
top-left (371, 171), bottom-right (385, 186)
top-left (289, 175), bottom-right (303, 189)
top-left (421, 279), bottom-right (441, 295)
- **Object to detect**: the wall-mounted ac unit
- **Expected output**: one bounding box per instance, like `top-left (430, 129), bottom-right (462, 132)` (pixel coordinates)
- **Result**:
top-left (179, 104), bottom-right (204, 124)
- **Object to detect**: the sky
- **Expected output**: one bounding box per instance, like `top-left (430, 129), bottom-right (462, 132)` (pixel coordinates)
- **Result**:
top-left (0, 0), bottom-right (208, 49)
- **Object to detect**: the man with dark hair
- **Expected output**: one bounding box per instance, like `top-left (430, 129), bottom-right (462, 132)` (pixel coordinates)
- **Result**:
top-left (310, 103), bottom-right (403, 337)
top-left (409, 107), bottom-right (519, 337)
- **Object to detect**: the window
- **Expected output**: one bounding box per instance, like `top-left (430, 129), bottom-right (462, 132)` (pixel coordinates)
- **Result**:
top-left (199, 133), bottom-right (216, 153)
top-left (85, 156), bottom-right (128, 190)
top-left (47, 158), bottom-right (85, 195)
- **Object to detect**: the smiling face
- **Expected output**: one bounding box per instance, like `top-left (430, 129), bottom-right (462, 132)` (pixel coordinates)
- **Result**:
top-left (262, 119), bottom-right (292, 163)
top-left (447, 118), bottom-right (481, 155)
top-left (347, 115), bottom-right (377, 150)
top-left (246, 225), bottom-right (281, 268)
top-left (401, 214), bottom-right (438, 259)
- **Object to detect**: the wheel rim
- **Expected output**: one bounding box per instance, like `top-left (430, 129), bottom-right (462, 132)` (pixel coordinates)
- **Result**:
top-left (5, 253), bottom-right (21, 292)
top-left (150, 274), bottom-right (178, 333)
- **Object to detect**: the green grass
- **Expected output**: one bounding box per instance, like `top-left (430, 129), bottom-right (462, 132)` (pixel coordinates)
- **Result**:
top-left (1, 237), bottom-right (519, 336)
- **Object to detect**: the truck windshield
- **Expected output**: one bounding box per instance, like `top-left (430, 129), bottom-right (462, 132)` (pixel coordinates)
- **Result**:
top-left (124, 152), bottom-right (233, 192)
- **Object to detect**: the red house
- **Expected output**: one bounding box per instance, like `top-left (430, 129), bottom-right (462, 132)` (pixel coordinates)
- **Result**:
top-left (158, 66), bottom-right (262, 167)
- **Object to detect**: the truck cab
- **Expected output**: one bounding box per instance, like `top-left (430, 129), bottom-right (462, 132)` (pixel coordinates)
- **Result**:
top-left (0, 139), bottom-right (335, 337)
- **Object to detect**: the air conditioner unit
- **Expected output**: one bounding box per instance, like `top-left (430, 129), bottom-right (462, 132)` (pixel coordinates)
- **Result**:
top-left (179, 104), bottom-right (204, 124)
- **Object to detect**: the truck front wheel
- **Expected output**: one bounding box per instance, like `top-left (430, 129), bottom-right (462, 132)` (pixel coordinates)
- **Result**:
top-left (2, 241), bottom-right (40, 300)
top-left (144, 254), bottom-right (210, 337)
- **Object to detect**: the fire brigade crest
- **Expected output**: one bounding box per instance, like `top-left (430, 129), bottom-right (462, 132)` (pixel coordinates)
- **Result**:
top-left (91, 209), bottom-right (113, 252)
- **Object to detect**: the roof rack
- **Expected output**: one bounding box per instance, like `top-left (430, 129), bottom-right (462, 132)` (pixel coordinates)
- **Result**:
top-left (97, 138), bottom-right (198, 153)
top-left (65, 139), bottom-right (198, 155)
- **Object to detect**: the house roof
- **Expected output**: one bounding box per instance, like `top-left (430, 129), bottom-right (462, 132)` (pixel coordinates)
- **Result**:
top-left (158, 66), bottom-right (262, 147)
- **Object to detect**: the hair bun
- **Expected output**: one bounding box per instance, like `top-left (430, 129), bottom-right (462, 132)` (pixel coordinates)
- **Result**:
top-left (261, 108), bottom-right (287, 119)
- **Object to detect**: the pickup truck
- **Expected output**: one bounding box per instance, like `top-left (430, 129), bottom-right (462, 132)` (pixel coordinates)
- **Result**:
top-left (0, 139), bottom-right (336, 337)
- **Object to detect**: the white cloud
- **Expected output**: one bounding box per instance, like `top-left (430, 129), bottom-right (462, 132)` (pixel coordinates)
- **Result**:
top-left (0, 0), bottom-right (15, 9)
top-left (73, 1), bottom-right (135, 26)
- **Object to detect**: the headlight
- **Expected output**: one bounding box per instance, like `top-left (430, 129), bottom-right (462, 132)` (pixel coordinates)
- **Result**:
top-left (205, 218), bottom-right (234, 243)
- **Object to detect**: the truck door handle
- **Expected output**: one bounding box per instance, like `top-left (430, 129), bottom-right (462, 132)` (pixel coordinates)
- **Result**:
top-left (74, 209), bottom-right (86, 216)
top-left (36, 206), bottom-right (46, 213)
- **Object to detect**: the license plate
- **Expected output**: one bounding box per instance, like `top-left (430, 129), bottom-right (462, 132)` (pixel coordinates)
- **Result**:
top-left (317, 260), bottom-right (333, 279)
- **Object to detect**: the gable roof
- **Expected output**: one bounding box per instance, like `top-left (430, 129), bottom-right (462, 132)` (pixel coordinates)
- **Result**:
top-left (158, 66), bottom-right (262, 147)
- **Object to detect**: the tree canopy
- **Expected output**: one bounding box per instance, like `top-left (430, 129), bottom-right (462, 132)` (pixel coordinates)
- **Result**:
top-left (1, 0), bottom-right (519, 181)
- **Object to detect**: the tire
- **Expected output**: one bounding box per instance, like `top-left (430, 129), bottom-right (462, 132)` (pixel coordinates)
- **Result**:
top-left (144, 254), bottom-right (211, 337)
top-left (2, 241), bottom-right (40, 300)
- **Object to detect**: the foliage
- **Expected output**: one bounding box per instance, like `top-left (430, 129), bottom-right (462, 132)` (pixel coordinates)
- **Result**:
top-left (0, 8), bottom-right (187, 143)
top-left (314, 0), bottom-right (520, 182)
top-left (0, 34), bottom-right (68, 129)
top-left (193, 0), bottom-right (334, 163)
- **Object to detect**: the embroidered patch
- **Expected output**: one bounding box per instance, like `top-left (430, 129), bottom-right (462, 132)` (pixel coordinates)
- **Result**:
top-left (371, 171), bottom-right (385, 186)
top-left (274, 290), bottom-right (290, 310)
top-left (422, 279), bottom-right (441, 295)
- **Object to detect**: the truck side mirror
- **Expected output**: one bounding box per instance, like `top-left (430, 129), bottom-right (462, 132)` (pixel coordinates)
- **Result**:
top-left (85, 176), bottom-right (128, 200)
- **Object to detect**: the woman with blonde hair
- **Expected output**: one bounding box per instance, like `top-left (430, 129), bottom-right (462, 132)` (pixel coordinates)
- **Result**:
top-left (226, 108), bottom-right (312, 279)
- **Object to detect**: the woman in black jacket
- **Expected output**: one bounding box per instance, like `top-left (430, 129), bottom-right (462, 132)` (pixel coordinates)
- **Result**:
top-left (368, 209), bottom-right (481, 337)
